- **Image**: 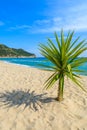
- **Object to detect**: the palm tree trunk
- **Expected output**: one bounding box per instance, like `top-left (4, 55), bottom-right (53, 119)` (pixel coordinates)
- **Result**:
top-left (57, 76), bottom-right (64, 102)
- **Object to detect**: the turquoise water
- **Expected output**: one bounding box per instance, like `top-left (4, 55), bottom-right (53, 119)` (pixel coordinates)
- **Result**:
top-left (0, 57), bottom-right (50, 68)
top-left (0, 57), bottom-right (87, 75)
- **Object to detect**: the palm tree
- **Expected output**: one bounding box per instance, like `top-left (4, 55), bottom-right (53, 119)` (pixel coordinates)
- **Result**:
top-left (39, 30), bottom-right (87, 102)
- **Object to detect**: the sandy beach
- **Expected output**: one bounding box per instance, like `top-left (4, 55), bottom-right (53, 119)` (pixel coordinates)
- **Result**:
top-left (0, 61), bottom-right (87, 130)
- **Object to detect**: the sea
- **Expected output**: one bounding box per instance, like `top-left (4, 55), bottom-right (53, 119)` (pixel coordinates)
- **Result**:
top-left (0, 57), bottom-right (87, 76)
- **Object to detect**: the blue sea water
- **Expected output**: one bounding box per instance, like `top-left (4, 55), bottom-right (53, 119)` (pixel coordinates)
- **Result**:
top-left (0, 57), bottom-right (87, 75)
top-left (0, 57), bottom-right (50, 68)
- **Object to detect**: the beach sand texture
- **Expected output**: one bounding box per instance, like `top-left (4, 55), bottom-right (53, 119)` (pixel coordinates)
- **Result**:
top-left (0, 61), bottom-right (87, 130)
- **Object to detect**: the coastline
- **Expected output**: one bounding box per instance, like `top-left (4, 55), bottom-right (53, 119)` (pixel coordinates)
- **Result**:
top-left (0, 56), bottom-right (36, 58)
top-left (0, 61), bottom-right (87, 130)
top-left (0, 60), bottom-right (36, 69)
top-left (0, 57), bottom-right (87, 77)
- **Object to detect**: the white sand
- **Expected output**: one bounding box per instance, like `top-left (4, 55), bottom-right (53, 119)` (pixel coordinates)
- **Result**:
top-left (0, 61), bottom-right (87, 130)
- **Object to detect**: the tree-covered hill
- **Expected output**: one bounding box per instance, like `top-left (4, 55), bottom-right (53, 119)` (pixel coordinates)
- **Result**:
top-left (0, 44), bottom-right (36, 57)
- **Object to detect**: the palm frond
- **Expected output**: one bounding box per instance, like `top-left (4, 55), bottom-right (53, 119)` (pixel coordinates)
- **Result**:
top-left (72, 69), bottom-right (87, 75)
top-left (39, 44), bottom-right (61, 68)
top-left (65, 72), bottom-right (87, 92)
top-left (38, 63), bottom-right (60, 71)
top-left (44, 72), bottom-right (59, 89)
top-left (54, 32), bottom-right (61, 52)
top-left (69, 48), bottom-right (87, 63)
top-left (65, 31), bottom-right (74, 52)
top-left (39, 30), bottom-right (87, 99)
top-left (60, 29), bottom-right (66, 62)
top-left (68, 36), bottom-right (80, 51)
top-left (67, 40), bottom-right (86, 58)
top-left (71, 58), bottom-right (87, 68)
top-left (47, 38), bottom-right (60, 55)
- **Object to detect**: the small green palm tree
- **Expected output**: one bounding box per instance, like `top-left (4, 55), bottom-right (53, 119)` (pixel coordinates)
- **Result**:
top-left (39, 30), bottom-right (87, 102)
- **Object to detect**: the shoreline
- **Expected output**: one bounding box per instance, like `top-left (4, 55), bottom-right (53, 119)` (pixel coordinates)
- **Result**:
top-left (0, 61), bottom-right (87, 130)
top-left (0, 56), bottom-right (36, 58)
top-left (0, 59), bottom-right (87, 76)
top-left (0, 60), bottom-right (36, 69)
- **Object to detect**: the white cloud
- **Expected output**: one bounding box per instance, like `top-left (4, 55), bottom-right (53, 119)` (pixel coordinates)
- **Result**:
top-left (28, 1), bottom-right (87, 33)
top-left (1, 1), bottom-right (86, 36)
top-left (8, 1), bottom-right (87, 35)
top-left (34, 20), bottom-right (50, 25)
top-left (70, 3), bottom-right (87, 13)
top-left (53, 17), bottom-right (62, 23)
top-left (9, 25), bottom-right (31, 30)
top-left (29, 14), bottom-right (87, 33)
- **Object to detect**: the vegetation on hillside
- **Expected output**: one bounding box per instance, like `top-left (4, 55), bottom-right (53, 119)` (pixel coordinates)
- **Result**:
top-left (0, 44), bottom-right (36, 57)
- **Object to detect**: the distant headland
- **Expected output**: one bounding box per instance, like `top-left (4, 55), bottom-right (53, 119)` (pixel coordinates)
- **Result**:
top-left (0, 44), bottom-right (36, 58)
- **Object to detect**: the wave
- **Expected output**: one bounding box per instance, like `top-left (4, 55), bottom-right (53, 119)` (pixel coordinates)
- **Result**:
top-left (0, 57), bottom-right (87, 75)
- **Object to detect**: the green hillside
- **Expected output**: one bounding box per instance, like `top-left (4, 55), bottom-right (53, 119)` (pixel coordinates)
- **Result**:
top-left (0, 44), bottom-right (36, 57)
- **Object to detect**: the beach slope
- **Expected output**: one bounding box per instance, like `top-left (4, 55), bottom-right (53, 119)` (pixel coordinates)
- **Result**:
top-left (0, 62), bottom-right (87, 130)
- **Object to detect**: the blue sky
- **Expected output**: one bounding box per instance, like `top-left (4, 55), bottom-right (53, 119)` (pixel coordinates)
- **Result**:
top-left (0, 0), bottom-right (87, 57)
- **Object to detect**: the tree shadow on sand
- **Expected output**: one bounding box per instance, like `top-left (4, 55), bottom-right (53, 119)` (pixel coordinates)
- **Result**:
top-left (0, 89), bottom-right (55, 111)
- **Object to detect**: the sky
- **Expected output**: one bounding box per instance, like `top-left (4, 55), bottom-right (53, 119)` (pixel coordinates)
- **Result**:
top-left (0, 0), bottom-right (87, 57)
